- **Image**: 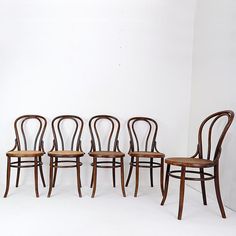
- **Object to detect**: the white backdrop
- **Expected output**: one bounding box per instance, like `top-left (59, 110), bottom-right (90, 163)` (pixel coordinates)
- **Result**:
top-left (0, 0), bottom-right (195, 191)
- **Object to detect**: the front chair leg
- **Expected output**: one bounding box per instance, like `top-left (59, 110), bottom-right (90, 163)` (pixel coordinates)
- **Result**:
top-left (4, 156), bottom-right (11, 198)
top-left (178, 166), bottom-right (186, 220)
top-left (161, 164), bottom-right (170, 205)
top-left (150, 158), bottom-right (154, 187)
top-left (39, 156), bottom-right (46, 187)
top-left (15, 157), bottom-right (21, 187)
top-left (112, 158), bottom-right (116, 187)
top-left (214, 164), bottom-right (226, 218)
top-left (200, 168), bottom-right (207, 205)
top-left (160, 158), bottom-right (164, 196)
top-left (134, 157), bottom-right (139, 197)
top-left (76, 158), bottom-right (82, 197)
top-left (34, 157), bottom-right (39, 198)
top-left (52, 157), bottom-right (58, 187)
top-left (91, 158), bottom-right (97, 198)
top-left (120, 157), bottom-right (126, 197)
top-left (47, 157), bottom-right (54, 198)
top-left (125, 157), bottom-right (134, 187)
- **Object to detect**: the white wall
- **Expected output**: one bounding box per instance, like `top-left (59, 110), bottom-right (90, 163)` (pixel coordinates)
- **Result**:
top-left (0, 0), bottom-right (195, 189)
top-left (188, 0), bottom-right (236, 210)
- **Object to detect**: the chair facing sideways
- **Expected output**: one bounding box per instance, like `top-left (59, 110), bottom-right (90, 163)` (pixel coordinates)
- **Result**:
top-left (161, 110), bottom-right (234, 220)
top-left (125, 117), bottom-right (165, 197)
top-left (47, 115), bottom-right (84, 197)
top-left (88, 115), bottom-right (126, 198)
top-left (4, 115), bottom-right (47, 197)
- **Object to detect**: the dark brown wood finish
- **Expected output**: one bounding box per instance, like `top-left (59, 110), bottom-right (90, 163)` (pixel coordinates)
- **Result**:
top-left (125, 117), bottom-right (165, 197)
top-left (161, 110), bottom-right (234, 220)
top-left (47, 115), bottom-right (84, 197)
top-left (4, 115), bottom-right (47, 198)
top-left (88, 115), bottom-right (126, 198)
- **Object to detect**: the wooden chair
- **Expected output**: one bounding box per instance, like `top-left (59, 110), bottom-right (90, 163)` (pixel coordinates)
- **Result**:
top-left (47, 115), bottom-right (84, 197)
top-left (125, 117), bottom-right (165, 197)
top-left (4, 115), bottom-right (47, 198)
top-left (161, 110), bottom-right (234, 220)
top-left (89, 115), bottom-right (126, 198)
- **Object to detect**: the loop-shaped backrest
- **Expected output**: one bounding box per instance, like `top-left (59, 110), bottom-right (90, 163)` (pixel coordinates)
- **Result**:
top-left (51, 115), bottom-right (84, 151)
top-left (198, 110), bottom-right (234, 161)
top-left (128, 117), bottom-right (158, 152)
top-left (14, 115), bottom-right (47, 151)
top-left (89, 115), bottom-right (121, 151)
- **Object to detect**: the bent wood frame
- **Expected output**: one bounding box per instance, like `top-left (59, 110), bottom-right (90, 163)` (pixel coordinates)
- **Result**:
top-left (4, 115), bottom-right (47, 198)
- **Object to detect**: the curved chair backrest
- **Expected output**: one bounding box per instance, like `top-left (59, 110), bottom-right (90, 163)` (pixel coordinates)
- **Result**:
top-left (51, 115), bottom-right (84, 151)
top-left (128, 117), bottom-right (158, 152)
top-left (198, 110), bottom-right (234, 161)
top-left (89, 115), bottom-right (121, 152)
top-left (14, 115), bottom-right (47, 151)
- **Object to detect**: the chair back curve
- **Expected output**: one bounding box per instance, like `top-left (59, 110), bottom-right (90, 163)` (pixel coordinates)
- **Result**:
top-left (89, 115), bottom-right (121, 152)
top-left (51, 115), bottom-right (84, 151)
top-left (197, 110), bottom-right (234, 161)
top-left (14, 115), bottom-right (47, 151)
top-left (127, 117), bottom-right (159, 152)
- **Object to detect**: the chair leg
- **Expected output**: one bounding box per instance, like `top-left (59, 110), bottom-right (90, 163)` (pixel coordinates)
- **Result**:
top-left (200, 168), bottom-right (207, 205)
top-left (125, 157), bottom-right (134, 187)
top-left (161, 164), bottom-right (170, 205)
top-left (214, 164), bottom-right (226, 218)
top-left (112, 158), bottom-right (116, 187)
top-left (39, 156), bottom-right (46, 187)
top-left (90, 169), bottom-right (94, 188)
top-left (76, 158), bottom-right (82, 197)
top-left (160, 158), bottom-right (164, 197)
top-left (150, 158), bottom-right (154, 187)
top-left (4, 156), bottom-right (11, 198)
top-left (47, 157), bottom-right (54, 198)
top-left (52, 157), bottom-right (58, 187)
top-left (34, 157), bottom-right (39, 198)
top-left (134, 157), bottom-right (139, 197)
top-left (120, 158), bottom-right (126, 197)
top-left (15, 157), bottom-right (21, 187)
top-left (91, 158), bottom-right (97, 198)
top-left (178, 167), bottom-right (186, 220)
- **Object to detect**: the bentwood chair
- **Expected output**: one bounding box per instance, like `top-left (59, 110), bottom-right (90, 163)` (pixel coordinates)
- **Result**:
top-left (161, 110), bottom-right (234, 220)
top-left (89, 115), bottom-right (126, 198)
top-left (125, 117), bottom-right (165, 197)
top-left (4, 115), bottom-right (47, 198)
top-left (47, 115), bottom-right (84, 197)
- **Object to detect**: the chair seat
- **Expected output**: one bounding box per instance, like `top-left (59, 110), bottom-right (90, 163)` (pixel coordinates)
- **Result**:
top-left (129, 151), bottom-right (165, 158)
top-left (165, 157), bottom-right (214, 168)
top-left (89, 151), bottom-right (125, 158)
top-left (7, 150), bottom-right (44, 157)
top-left (48, 150), bottom-right (84, 157)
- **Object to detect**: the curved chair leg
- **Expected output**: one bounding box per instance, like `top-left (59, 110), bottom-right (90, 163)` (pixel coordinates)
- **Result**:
top-left (200, 168), bottom-right (207, 205)
top-left (4, 156), bottom-right (11, 198)
top-left (150, 158), bottom-right (154, 187)
top-left (120, 158), bottom-right (126, 197)
top-left (161, 164), bottom-right (170, 205)
top-left (15, 157), bottom-right (21, 187)
top-left (52, 157), bottom-right (58, 187)
top-left (214, 165), bottom-right (226, 218)
top-left (134, 157), bottom-right (139, 197)
top-left (178, 167), bottom-right (186, 220)
top-left (47, 157), bottom-right (54, 198)
top-left (34, 157), bottom-right (39, 198)
top-left (90, 170), bottom-right (94, 188)
top-left (160, 158), bottom-right (164, 196)
top-left (125, 157), bottom-right (134, 187)
top-left (76, 158), bottom-right (82, 197)
top-left (112, 158), bottom-right (116, 188)
top-left (39, 156), bottom-right (46, 187)
top-left (91, 158), bottom-right (97, 198)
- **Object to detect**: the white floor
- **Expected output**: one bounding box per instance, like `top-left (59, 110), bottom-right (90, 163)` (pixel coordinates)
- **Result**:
top-left (0, 182), bottom-right (235, 236)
